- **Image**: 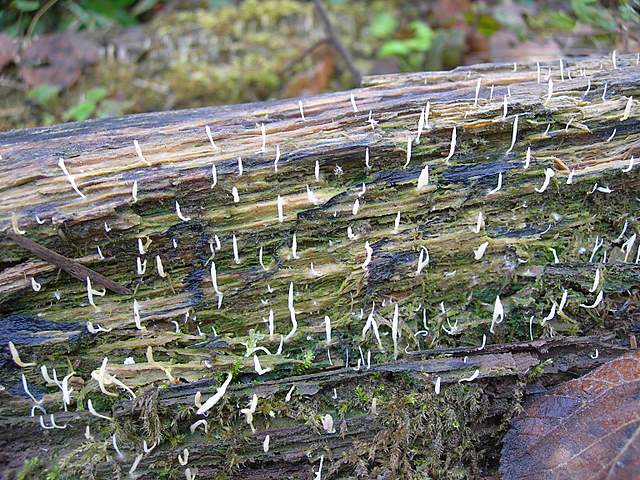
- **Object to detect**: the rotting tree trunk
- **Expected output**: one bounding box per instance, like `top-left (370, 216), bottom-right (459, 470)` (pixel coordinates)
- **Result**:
top-left (0, 55), bottom-right (639, 479)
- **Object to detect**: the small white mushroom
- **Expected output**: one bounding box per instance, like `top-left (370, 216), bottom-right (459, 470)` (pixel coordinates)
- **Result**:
top-left (352, 198), bottom-right (360, 215)
top-left (535, 168), bottom-right (555, 193)
top-left (156, 255), bottom-right (167, 278)
top-left (416, 246), bottom-right (429, 275)
top-left (489, 295), bottom-right (504, 333)
top-left (393, 211), bottom-right (401, 234)
top-left (417, 165), bottom-right (429, 190)
top-left (362, 242), bottom-right (373, 270)
top-left (321, 414), bottom-right (335, 434)
top-left (622, 96), bottom-right (633, 121)
top-left (291, 233), bottom-right (299, 259)
top-left (444, 126), bottom-right (457, 163)
top-left (403, 135), bottom-right (412, 168)
top-left (580, 290), bottom-right (603, 309)
top-left (622, 156), bottom-right (635, 173)
top-left (178, 448), bottom-right (189, 466)
top-left (258, 123), bottom-right (266, 153)
top-left (350, 93), bottom-right (358, 113)
top-left (277, 195), bottom-right (285, 223)
top-left (87, 399), bottom-right (113, 421)
top-left (472, 212), bottom-right (484, 234)
top-left (58, 157), bottom-right (85, 198)
top-left (232, 234), bottom-right (240, 264)
top-left (474, 242), bottom-right (489, 260)
top-left (133, 139), bottom-right (150, 166)
top-left (459, 369), bottom-right (480, 383)
top-left (590, 268), bottom-right (601, 293)
top-left (285, 282), bottom-right (297, 341)
top-left (253, 354), bottom-right (272, 375)
top-left (506, 115), bottom-right (518, 154)
top-left (196, 372), bottom-right (233, 415)
top-left (488, 172), bottom-right (503, 195)
top-left (545, 77), bottom-right (553, 105)
top-left (211, 163), bottom-right (217, 188)
top-left (175, 201), bottom-right (191, 221)
top-left (237, 157), bottom-right (243, 176)
top-left (205, 125), bottom-right (220, 151)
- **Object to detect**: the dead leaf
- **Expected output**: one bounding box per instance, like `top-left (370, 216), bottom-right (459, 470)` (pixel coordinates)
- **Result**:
top-left (0, 33), bottom-right (18, 71)
top-left (432, 0), bottom-right (472, 27)
top-left (500, 350), bottom-right (640, 480)
top-left (282, 43), bottom-right (336, 98)
top-left (19, 33), bottom-right (101, 88)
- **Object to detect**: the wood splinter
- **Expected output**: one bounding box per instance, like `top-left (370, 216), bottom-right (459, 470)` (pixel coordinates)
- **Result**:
top-left (4, 231), bottom-right (131, 295)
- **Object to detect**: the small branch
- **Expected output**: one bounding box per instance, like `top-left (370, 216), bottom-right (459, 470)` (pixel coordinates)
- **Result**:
top-left (4, 231), bottom-right (131, 295)
top-left (313, 0), bottom-right (362, 87)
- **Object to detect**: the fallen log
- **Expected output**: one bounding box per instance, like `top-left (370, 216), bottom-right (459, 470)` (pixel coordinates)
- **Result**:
top-left (0, 54), bottom-right (639, 479)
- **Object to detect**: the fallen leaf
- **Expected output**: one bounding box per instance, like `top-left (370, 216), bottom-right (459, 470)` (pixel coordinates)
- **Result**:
top-left (19, 33), bottom-right (101, 88)
top-left (282, 42), bottom-right (336, 98)
top-left (500, 350), bottom-right (640, 480)
top-left (432, 0), bottom-right (472, 27)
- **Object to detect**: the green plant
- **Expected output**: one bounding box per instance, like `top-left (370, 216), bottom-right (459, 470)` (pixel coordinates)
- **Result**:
top-left (1, 0), bottom-right (164, 38)
top-left (571, 0), bottom-right (618, 31)
top-left (17, 457), bottom-right (45, 480)
top-left (354, 385), bottom-right (369, 404)
top-left (377, 20), bottom-right (434, 71)
top-left (63, 87), bottom-right (108, 122)
top-left (27, 83), bottom-right (62, 109)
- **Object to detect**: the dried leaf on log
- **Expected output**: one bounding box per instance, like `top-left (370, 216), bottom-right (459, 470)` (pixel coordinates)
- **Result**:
top-left (500, 350), bottom-right (640, 480)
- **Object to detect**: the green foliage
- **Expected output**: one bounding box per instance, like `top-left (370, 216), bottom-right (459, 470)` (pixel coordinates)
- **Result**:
top-left (27, 84), bottom-right (62, 109)
top-left (46, 464), bottom-right (61, 480)
top-left (293, 349), bottom-right (314, 373)
top-left (571, 0), bottom-right (618, 31)
top-left (378, 20), bottom-right (434, 70)
top-left (17, 457), bottom-right (45, 480)
top-left (476, 14), bottom-right (502, 37)
top-left (63, 87), bottom-right (108, 122)
top-left (1, 0), bottom-right (164, 37)
top-left (370, 13), bottom-right (397, 39)
top-left (13, 0), bottom-right (40, 12)
top-left (354, 385), bottom-right (369, 404)
top-left (619, 1), bottom-right (640, 22)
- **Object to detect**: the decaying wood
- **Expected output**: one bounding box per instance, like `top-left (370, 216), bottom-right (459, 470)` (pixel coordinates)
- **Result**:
top-left (0, 54), bottom-right (639, 479)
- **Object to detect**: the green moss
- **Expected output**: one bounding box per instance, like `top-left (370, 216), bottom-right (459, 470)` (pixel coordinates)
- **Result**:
top-left (17, 457), bottom-right (45, 480)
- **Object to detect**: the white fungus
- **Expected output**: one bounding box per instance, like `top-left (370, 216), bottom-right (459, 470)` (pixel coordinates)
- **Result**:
top-left (58, 157), bottom-right (85, 198)
top-left (133, 139), bottom-right (150, 166)
top-left (444, 126), bottom-right (457, 163)
top-left (489, 295), bottom-right (504, 333)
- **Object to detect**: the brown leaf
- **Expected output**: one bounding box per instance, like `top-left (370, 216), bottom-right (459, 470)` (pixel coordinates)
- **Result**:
top-left (19, 33), bottom-right (101, 88)
top-left (500, 350), bottom-right (640, 480)
top-left (431, 0), bottom-right (472, 27)
top-left (0, 33), bottom-right (18, 71)
top-left (282, 43), bottom-right (336, 98)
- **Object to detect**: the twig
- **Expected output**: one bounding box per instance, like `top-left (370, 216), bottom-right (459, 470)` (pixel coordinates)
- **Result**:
top-left (4, 231), bottom-right (131, 295)
top-left (313, 0), bottom-right (362, 87)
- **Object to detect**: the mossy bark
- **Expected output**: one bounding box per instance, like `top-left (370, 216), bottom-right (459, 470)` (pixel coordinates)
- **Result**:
top-left (0, 54), bottom-right (639, 479)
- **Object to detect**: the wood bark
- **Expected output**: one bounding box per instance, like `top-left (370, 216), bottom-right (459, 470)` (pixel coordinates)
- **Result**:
top-left (0, 54), bottom-right (639, 479)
